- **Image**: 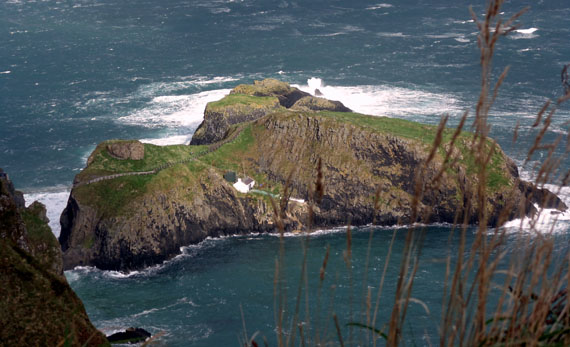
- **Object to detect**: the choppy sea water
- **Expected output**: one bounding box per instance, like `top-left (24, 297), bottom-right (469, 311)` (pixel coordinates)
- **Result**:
top-left (2, 0), bottom-right (570, 345)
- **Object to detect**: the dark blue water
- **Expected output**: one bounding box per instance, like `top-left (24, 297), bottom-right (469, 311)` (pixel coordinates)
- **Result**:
top-left (2, 0), bottom-right (570, 345)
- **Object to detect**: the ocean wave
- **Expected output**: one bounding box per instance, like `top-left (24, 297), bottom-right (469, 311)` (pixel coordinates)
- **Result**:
top-left (454, 37), bottom-right (470, 43)
top-left (377, 32), bottom-right (409, 38)
top-left (366, 3), bottom-right (393, 10)
top-left (293, 77), bottom-right (464, 118)
top-left (24, 187), bottom-right (71, 237)
top-left (510, 27), bottom-right (539, 40)
top-left (65, 237), bottom-right (232, 279)
top-left (500, 169), bottom-right (570, 234)
top-left (515, 27), bottom-right (538, 34)
top-left (140, 134), bottom-right (193, 146)
top-left (117, 88), bottom-right (230, 128)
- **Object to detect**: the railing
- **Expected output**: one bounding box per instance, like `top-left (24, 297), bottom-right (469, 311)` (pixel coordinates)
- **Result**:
top-left (73, 126), bottom-right (246, 188)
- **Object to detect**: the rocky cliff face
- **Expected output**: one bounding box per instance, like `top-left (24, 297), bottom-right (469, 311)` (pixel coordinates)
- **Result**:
top-left (190, 79), bottom-right (351, 145)
top-left (60, 167), bottom-right (306, 270)
top-left (0, 169), bottom-right (108, 346)
top-left (248, 113), bottom-right (565, 227)
top-left (59, 90), bottom-right (567, 272)
top-left (190, 94), bottom-right (283, 145)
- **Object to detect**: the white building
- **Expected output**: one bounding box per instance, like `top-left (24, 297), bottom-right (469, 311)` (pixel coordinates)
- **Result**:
top-left (233, 177), bottom-right (255, 193)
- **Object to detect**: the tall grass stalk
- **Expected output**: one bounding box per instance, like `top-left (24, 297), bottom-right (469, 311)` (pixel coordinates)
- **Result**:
top-left (247, 0), bottom-right (570, 345)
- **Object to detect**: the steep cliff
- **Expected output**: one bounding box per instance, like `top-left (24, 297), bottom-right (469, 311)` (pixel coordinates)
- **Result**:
top-left (0, 170), bottom-right (108, 346)
top-left (190, 78), bottom-right (351, 145)
top-left (59, 92), bottom-right (567, 272)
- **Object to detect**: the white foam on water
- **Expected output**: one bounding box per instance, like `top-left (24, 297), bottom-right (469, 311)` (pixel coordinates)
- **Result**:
top-left (502, 169), bottom-right (570, 234)
top-left (377, 32), bottom-right (409, 38)
top-left (117, 88), bottom-right (230, 128)
top-left (140, 134), bottom-right (193, 146)
top-left (24, 188), bottom-right (71, 237)
top-left (510, 27), bottom-right (539, 40)
top-left (293, 78), bottom-right (463, 118)
top-left (366, 3), bottom-right (393, 10)
top-left (455, 37), bottom-right (470, 43)
top-left (0, 70), bottom-right (11, 74)
top-left (515, 27), bottom-right (538, 34)
top-left (132, 308), bottom-right (160, 317)
top-left (453, 19), bottom-right (475, 24)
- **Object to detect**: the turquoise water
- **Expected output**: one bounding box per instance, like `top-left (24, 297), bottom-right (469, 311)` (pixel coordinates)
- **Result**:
top-left (2, 0), bottom-right (570, 345)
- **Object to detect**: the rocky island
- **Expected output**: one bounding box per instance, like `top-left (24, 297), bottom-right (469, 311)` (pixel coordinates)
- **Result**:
top-left (58, 79), bottom-right (567, 272)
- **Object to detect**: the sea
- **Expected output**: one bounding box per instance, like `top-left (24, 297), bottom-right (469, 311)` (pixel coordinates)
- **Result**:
top-left (1, 0), bottom-right (570, 345)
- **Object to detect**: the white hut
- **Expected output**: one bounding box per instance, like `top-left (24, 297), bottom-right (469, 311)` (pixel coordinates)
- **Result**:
top-left (233, 177), bottom-right (255, 193)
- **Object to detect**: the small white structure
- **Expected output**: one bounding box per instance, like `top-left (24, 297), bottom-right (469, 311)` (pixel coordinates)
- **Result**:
top-left (233, 177), bottom-right (255, 193)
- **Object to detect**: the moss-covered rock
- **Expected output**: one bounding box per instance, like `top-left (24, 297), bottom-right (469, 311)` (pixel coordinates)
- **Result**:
top-left (106, 140), bottom-right (144, 161)
top-left (190, 79), bottom-right (351, 146)
top-left (231, 78), bottom-right (309, 107)
top-left (21, 201), bottom-right (63, 275)
top-left (0, 170), bottom-right (108, 346)
top-left (190, 94), bottom-right (282, 145)
top-left (0, 242), bottom-right (109, 346)
top-left (291, 95), bottom-right (351, 112)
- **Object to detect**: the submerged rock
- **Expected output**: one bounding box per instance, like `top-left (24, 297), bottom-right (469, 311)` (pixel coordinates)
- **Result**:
top-left (107, 327), bottom-right (151, 344)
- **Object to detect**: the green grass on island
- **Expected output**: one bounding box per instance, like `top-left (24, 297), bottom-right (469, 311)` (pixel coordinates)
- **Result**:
top-left (78, 141), bottom-right (208, 180)
top-left (206, 94), bottom-right (280, 110)
top-left (74, 96), bottom-right (512, 215)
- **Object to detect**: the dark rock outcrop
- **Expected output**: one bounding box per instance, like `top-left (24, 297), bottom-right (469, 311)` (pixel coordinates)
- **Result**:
top-left (190, 78), bottom-right (350, 145)
top-left (230, 78), bottom-right (312, 108)
top-left (291, 95), bottom-right (352, 112)
top-left (59, 168), bottom-right (306, 271)
top-left (0, 170), bottom-right (108, 346)
top-left (106, 140), bottom-right (144, 161)
top-left (107, 327), bottom-right (151, 344)
top-left (190, 95), bottom-right (282, 145)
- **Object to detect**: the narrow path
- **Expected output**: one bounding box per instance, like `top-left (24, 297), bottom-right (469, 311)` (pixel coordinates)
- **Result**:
top-left (73, 125), bottom-right (246, 188)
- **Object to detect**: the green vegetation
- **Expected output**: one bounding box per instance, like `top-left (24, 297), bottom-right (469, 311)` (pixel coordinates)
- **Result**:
top-left (21, 209), bottom-right (55, 247)
top-left (79, 142), bottom-right (206, 180)
top-left (317, 111), bottom-right (441, 144)
top-left (231, 78), bottom-right (292, 96)
top-left (317, 110), bottom-right (511, 191)
top-left (207, 94), bottom-right (279, 110)
top-left (258, 2), bottom-right (570, 346)
top-left (74, 174), bottom-right (154, 216)
top-left (200, 125), bottom-right (256, 170)
top-left (75, 100), bottom-right (514, 217)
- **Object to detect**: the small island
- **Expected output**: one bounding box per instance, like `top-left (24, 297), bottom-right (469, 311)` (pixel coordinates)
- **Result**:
top-left (58, 79), bottom-right (567, 272)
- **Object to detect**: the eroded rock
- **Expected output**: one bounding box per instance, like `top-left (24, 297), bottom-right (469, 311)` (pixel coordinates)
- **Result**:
top-left (106, 140), bottom-right (144, 161)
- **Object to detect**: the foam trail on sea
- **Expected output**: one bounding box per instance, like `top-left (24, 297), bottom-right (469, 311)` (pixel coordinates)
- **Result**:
top-left (118, 88), bottom-right (231, 128)
top-left (510, 27), bottom-right (539, 40)
top-left (24, 188), bottom-right (71, 237)
top-left (140, 134), bottom-right (193, 146)
top-left (293, 78), bottom-right (463, 118)
top-left (515, 28), bottom-right (538, 34)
